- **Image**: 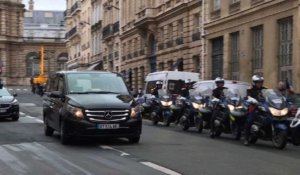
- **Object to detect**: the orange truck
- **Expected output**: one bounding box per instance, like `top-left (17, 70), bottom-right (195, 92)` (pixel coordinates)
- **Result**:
top-left (33, 46), bottom-right (48, 85)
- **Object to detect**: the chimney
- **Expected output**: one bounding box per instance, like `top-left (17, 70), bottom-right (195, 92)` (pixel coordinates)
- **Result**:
top-left (29, 0), bottom-right (34, 11)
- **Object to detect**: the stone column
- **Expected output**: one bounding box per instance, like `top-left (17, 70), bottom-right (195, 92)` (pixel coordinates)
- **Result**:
top-left (263, 19), bottom-right (277, 88)
top-left (223, 33), bottom-right (230, 79)
top-left (239, 27), bottom-right (252, 82)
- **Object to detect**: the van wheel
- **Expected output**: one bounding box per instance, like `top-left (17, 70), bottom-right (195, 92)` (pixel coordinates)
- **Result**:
top-left (60, 122), bottom-right (71, 145)
top-left (44, 121), bottom-right (54, 137)
top-left (128, 136), bottom-right (140, 144)
top-left (11, 115), bottom-right (19, 121)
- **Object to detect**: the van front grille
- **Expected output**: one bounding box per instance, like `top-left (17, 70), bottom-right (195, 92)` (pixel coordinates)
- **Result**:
top-left (85, 109), bottom-right (129, 122)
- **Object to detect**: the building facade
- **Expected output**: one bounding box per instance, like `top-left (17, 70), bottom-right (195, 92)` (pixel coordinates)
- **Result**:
top-left (65, 0), bottom-right (82, 70)
top-left (205, 0), bottom-right (300, 91)
top-left (0, 0), bottom-right (67, 85)
top-left (24, 9), bottom-right (68, 77)
top-left (102, 0), bottom-right (120, 72)
top-left (120, 0), bottom-right (203, 91)
top-left (90, 0), bottom-right (103, 70)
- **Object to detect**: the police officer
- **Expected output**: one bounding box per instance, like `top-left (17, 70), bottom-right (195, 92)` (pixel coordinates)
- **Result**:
top-left (210, 77), bottom-right (228, 138)
top-left (181, 79), bottom-right (192, 98)
top-left (151, 81), bottom-right (163, 98)
top-left (244, 75), bottom-right (267, 146)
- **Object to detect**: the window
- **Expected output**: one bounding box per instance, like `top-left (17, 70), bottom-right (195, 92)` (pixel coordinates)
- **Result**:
top-left (140, 66), bottom-right (145, 87)
top-left (231, 0), bottom-right (240, 4)
top-left (278, 17), bottom-right (293, 84)
top-left (167, 60), bottom-right (174, 71)
top-left (194, 14), bottom-right (200, 33)
top-left (213, 0), bottom-right (221, 10)
top-left (160, 27), bottom-right (164, 42)
top-left (168, 24), bottom-right (173, 40)
top-left (252, 26), bottom-right (263, 76)
top-left (193, 55), bottom-right (200, 73)
top-left (158, 62), bottom-right (164, 71)
top-left (230, 32), bottom-right (240, 80)
top-left (26, 54), bottom-right (40, 77)
top-left (177, 19), bottom-right (183, 37)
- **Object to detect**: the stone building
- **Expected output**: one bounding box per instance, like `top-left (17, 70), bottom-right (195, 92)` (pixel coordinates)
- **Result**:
top-left (102, 0), bottom-right (120, 72)
top-left (0, 0), bottom-right (67, 85)
top-left (205, 0), bottom-right (300, 91)
top-left (120, 0), bottom-right (203, 90)
top-left (90, 0), bottom-right (103, 70)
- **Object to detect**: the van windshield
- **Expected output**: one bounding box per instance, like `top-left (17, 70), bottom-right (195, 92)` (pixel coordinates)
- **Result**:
top-left (67, 73), bottom-right (129, 95)
top-left (145, 80), bottom-right (185, 95)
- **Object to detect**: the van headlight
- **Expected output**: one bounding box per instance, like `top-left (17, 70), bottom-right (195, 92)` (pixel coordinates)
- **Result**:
top-left (67, 105), bottom-right (84, 119)
top-left (269, 107), bottom-right (288, 117)
top-left (12, 99), bottom-right (19, 105)
top-left (161, 101), bottom-right (172, 107)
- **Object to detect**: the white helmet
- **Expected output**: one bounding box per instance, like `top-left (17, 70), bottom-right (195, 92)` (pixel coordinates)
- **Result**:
top-left (185, 79), bottom-right (191, 84)
top-left (156, 81), bottom-right (163, 85)
top-left (252, 75), bottom-right (264, 84)
top-left (215, 77), bottom-right (224, 84)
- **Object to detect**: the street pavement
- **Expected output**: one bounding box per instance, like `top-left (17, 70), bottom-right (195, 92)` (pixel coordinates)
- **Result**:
top-left (0, 86), bottom-right (299, 175)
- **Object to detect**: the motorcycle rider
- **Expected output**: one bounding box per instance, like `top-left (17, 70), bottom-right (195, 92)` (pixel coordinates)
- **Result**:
top-left (181, 79), bottom-right (193, 98)
top-left (210, 77), bottom-right (228, 138)
top-left (244, 75), bottom-right (267, 146)
top-left (151, 81), bottom-right (163, 98)
top-left (277, 81), bottom-right (294, 99)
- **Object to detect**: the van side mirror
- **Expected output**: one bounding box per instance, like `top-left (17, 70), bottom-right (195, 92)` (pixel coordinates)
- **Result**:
top-left (13, 93), bottom-right (17, 97)
top-left (50, 91), bottom-right (64, 98)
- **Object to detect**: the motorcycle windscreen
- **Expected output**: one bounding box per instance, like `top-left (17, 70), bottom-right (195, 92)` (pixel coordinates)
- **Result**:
top-left (224, 88), bottom-right (242, 106)
top-left (262, 89), bottom-right (287, 109)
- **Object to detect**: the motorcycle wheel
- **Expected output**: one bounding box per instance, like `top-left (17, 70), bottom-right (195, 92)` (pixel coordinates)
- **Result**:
top-left (195, 117), bottom-right (203, 133)
top-left (163, 117), bottom-right (171, 127)
top-left (180, 116), bottom-right (189, 131)
top-left (151, 112), bottom-right (158, 125)
top-left (272, 130), bottom-right (288, 150)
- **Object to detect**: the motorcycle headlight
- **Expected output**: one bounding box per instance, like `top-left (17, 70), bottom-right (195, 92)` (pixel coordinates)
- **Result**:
top-left (269, 107), bottom-right (289, 117)
top-left (228, 105), bottom-right (234, 112)
top-left (161, 101), bottom-right (172, 107)
top-left (192, 102), bottom-right (202, 109)
top-left (67, 105), bottom-right (84, 119)
top-left (12, 99), bottom-right (19, 105)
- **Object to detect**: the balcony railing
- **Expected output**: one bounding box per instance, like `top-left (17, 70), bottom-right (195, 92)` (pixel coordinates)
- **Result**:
top-left (229, 1), bottom-right (241, 13)
top-left (135, 8), bottom-right (157, 27)
top-left (176, 37), bottom-right (184, 45)
top-left (139, 49), bottom-right (145, 55)
top-left (165, 40), bottom-right (174, 48)
top-left (91, 20), bottom-right (102, 31)
top-left (65, 26), bottom-right (77, 39)
top-left (192, 32), bottom-right (201, 42)
top-left (113, 21), bottom-right (120, 33)
top-left (70, 1), bottom-right (81, 15)
top-left (210, 9), bottom-right (221, 20)
top-left (102, 24), bottom-right (113, 39)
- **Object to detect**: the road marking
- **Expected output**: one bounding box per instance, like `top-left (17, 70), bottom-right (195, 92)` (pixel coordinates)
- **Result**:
top-left (20, 103), bottom-right (36, 107)
top-left (19, 112), bottom-right (25, 115)
top-left (34, 119), bottom-right (44, 123)
top-left (23, 89), bottom-right (28, 91)
top-left (25, 115), bottom-right (34, 119)
top-left (16, 89), bottom-right (21, 91)
top-left (100, 145), bottom-right (130, 156)
top-left (8, 89), bottom-right (13, 91)
top-left (141, 162), bottom-right (182, 175)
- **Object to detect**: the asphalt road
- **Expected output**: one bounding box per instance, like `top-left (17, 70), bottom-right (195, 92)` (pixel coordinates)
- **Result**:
top-left (0, 86), bottom-right (299, 175)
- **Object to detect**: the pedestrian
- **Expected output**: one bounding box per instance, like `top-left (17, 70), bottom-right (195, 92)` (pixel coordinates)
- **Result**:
top-left (30, 76), bottom-right (35, 93)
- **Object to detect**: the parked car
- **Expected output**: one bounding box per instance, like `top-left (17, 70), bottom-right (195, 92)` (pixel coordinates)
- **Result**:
top-left (43, 71), bottom-right (142, 144)
top-left (0, 87), bottom-right (19, 121)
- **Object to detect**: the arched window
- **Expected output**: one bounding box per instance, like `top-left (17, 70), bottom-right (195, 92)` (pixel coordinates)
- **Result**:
top-left (57, 53), bottom-right (68, 71)
top-left (26, 52), bottom-right (40, 77)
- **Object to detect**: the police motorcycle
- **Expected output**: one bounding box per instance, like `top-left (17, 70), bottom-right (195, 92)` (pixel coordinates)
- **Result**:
top-left (210, 90), bottom-right (231, 138)
top-left (225, 89), bottom-right (248, 140)
top-left (150, 90), bottom-right (174, 126)
top-left (178, 90), bottom-right (205, 132)
top-left (290, 108), bottom-right (300, 146)
top-left (245, 89), bottom-right (290, 149)
top-left (195, 87), bottom-right (213, 132)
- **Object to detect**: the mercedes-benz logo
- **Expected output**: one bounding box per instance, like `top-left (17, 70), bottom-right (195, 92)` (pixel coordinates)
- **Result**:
top-left (104, 111), bottom-right (113, 120)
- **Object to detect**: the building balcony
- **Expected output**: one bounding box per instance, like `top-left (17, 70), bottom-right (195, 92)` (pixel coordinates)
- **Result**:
top-left (134, 8), bottom-right (157, 29)
top-left (192, 32), bottom-right (201, 42)
top-left (229, 1), bottom-right (241, 13)
top-left (113, 21), bottom-right (120, 33)
top-left (91, 20), bottom-right (102, 31)
top-left (65, 26), bottom-right (78, 39)
top-left (64, 9), bottom-right (71, 18)
top-left (210, 9), bottom-right (221, 20)
top-left (176, 37), bottom-right (184, 45)
top-left (102, 22), bottom-right (119, 41)
top-left (70, 1), bottom-right (81, 16)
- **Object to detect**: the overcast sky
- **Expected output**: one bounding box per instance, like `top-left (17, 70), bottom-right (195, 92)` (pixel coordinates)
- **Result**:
top-left (23, 0), bottom-right (66, 11)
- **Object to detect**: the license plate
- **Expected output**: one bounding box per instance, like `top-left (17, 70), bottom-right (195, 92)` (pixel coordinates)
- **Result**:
top-left (0, 109), bottom-right (6, 113)
top-left (97, 124), bottom-right (119, 129)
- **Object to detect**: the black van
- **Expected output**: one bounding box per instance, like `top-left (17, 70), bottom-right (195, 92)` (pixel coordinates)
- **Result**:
top-left (43, 71), bottom-right (142, 144)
